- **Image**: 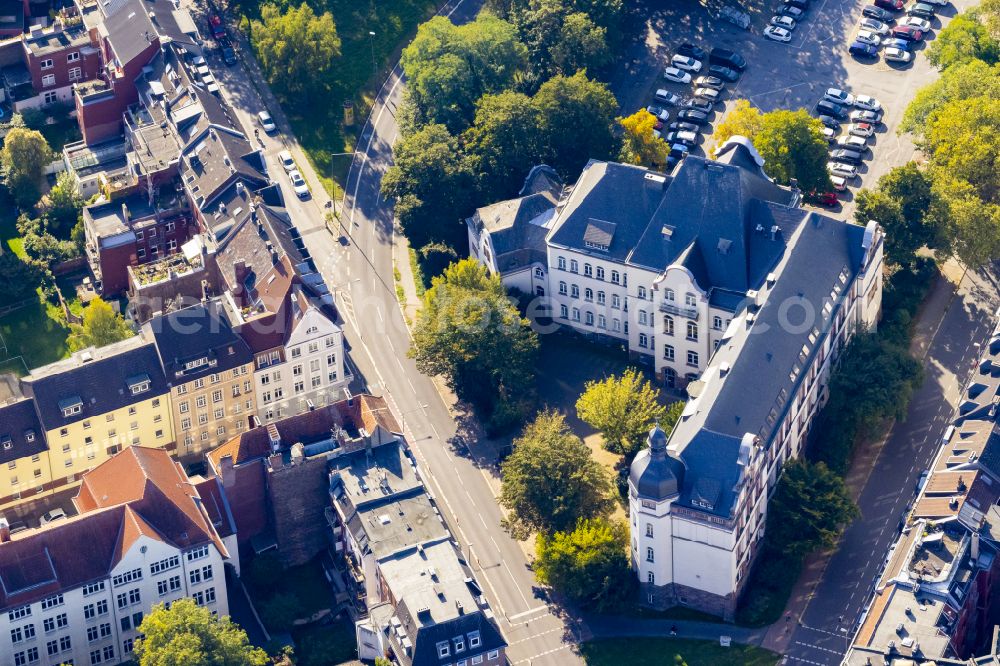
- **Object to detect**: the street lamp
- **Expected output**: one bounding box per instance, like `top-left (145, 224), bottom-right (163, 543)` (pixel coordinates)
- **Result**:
top-left (368, 31), bottom-right (377, 82)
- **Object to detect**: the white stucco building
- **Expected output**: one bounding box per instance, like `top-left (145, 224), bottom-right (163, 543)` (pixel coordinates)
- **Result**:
top-left (467, 138), bottom-right (885, 618)
top-left (0, 447), bottom-right (234, 666)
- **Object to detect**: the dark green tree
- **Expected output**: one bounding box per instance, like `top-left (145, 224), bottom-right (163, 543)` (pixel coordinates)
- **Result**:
top-left (135, 598), bottom-right (269, 666)
top-left (499, 409), bottom-right (614, 538)
top-left (0, 252), bottom-right (42, 304)
top-left (765, 459), bottom-right (859, 557)
top-left (927, 10), bottom-right (1000, 70)
top-left (40, 170), bottom-right (85, 238)
top-left (856, 163), bottom-right (937, 268)
top-left (753, 109), bottom-right (833, 193)
top-left (534, 71), bottom-right (618, 177)
top-left (463, 91), bottom-right (544, 202)
top-left (251, 3), bottom-right (341, 103)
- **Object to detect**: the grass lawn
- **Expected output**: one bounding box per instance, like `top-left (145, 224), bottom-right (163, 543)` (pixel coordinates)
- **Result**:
top-left (35, 108), bottom-right (82, 152)
top-left (280, 558), bottom-right (332, 618)
top-left (581, 638), bottom-right (780, 666)
top-left (290, 618), bottom-right (357, 666)
top-left (244, 0), bottom-right (438, 195)
top-left (0, 298), bottom-right (70, 374)
top-left (0, 189), bottom-right (25, 259)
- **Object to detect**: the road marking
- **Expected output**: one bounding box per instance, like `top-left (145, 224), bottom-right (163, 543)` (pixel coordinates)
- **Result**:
top-left (512, 643), bottom-right (574, 664)
top-left (795, 641), bottom-right (843, 656)
top-left (800, 624), bottom-right (843, 638)
top-left (507, 606), bottom-right (551, 623)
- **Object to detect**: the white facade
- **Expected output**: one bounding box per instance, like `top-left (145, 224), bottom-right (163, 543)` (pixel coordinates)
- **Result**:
top-left (255, 305), bottom-right (349, 424)
top-left (0, 537), bottom-right (227, 666)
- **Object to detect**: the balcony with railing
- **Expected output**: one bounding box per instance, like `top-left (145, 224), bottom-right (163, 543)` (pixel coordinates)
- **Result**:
top-left (660, 301), bottom-right (698, 319)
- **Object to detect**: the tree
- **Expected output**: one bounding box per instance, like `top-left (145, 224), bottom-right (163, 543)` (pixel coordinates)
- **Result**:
top-left (0, 127), bottom-right (53, 207)
top-left (713, 99), bottom-right (764, 148)
top-left (534, 517), bottom-right (633, 611)
top-left (251, 3), bottom-right (341, 102)
top-left (618, 110), bottom-right (669, 168)
top-left (534, 71), bottom-right (619, 177)
top-left (0, 252), bottom-right (42, 304)
top-left (509, 0), bottom-right (611, 79)
top-left (67, 297), bottom-right (134, 351)
top-left (409, 259), bottom-right (538, 431)
top-left (39, 170), bottom-right (84, 238)
top-left (381, 124), bottom-right (477, 251)
top-left (135, 598), bottom-right (269, 666)
top-left (930, 174), bottom-right (1000, 267)
top-left (855, 163), bottom-right (937, 267)
top-left (764, 459), bottom-right (859, 557)
top-left (922, 97), bottom-right (1000, 204)
top-left (753, 109), bottom-right (833, 193)
top-left (401, 15), bottom-right (528, 131)
top-left (551, 10), bottom-right (611, 74)
top-left (463, 91), bottom-right (545, 202)
top-left (901, 59), bottom-right (1000, 134)
top-left (576, 367), bottom-right (667, 456)
top-left (499, 410), bottom-right (614, 538)
top-left (927, 10), bottom-right (1000, 70)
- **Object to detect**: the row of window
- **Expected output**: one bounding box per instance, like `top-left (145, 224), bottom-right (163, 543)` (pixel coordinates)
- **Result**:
top-left (555, 257), bottom-right (628, 286)
top-left (176, 368), bottom-right (250, 395)
top-left (38, 52), bottom-right (80, 70)
top-left (558, 305), bottom-right (627, 333)
top-left (436, 630), bottom-right (483, 658)
top-left (59, 401), bottom-right (162, 434)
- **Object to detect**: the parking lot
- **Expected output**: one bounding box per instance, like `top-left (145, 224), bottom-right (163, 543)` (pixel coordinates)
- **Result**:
top-left (615, 0), bottom-right (976, 213)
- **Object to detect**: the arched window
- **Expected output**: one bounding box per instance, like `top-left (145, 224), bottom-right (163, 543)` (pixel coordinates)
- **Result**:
top-left (663, 315), bottom-right (674, 336)
top-left (664, 288), bottom-right (675, 301)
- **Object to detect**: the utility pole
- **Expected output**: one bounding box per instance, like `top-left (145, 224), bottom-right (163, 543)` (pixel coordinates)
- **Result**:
top-left (368, 31), bottom-right (377, 82)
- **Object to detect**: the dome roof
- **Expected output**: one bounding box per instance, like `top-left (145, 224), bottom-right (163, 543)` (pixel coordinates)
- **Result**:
top-left (629, 424), bottom-right (684, 501)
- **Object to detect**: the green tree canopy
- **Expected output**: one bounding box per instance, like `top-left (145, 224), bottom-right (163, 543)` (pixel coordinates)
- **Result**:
top-left (401, 15), bottom-right (528, 131)
top-left (922, 96), bottom-right (1000, 204)
top-left (534, 517), bottom-right (633, 611)
top-left (463, 91), bottom-right (544, 202)
top-left (67, 297), bottom-right (134, 351)
top-left (40, 170), bottom-right (85, 238)
top-left (135, 598), bottom-right (269, 666)
top-left (930, 173), bottom-right (1000, 267)
top-left (409, 259), bottom-right (538, 431)
top-left (855, 163), bottom-right (937, 267)
top-left (499, 409), bottom-right (614, 538)
top-left (753, 109), bottom-right (833, 193)
top-left (251, 3), bottom-right (341, 102)
top-left (381, 124), bottom-right (477, 250)
top-left (927, 10), bottom-right (1000, 70)
top-left (506, 0), bottom-right (611, 80)
top-left (0, 127), bottom-right (53, 207)
top-left (713, 99), bottom-right (764, 147)
top-left (901, 59), bottom-right (1000, 134)
top-left (575, 367), bottom-right (668, 456)
top-left (0, 252), bottom-right (42, 304)
top-left (765, 459), bottom-right (859, 557)
top-left (618, 110), bottom-right (669, 169)
top-left (534, 71), bottom-right (619, 177)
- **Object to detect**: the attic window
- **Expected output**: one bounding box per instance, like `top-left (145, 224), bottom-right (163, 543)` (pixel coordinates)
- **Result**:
top-left (25, 430), bottom-right (35, 443)
top-left (1, 436), bottom-right (11, 450)
top-left (717, 238), bottom-right (732, 255)
top-left (184, 357), bottom-right (208, 371)
top-left (583, 219), bottom-right (615, 251)
top-left (661, 225), bottom-right (675, 239)
top-left (128, 374), bottom-right (152, 395)
top-left (59, 397), bottom-right (83, 417)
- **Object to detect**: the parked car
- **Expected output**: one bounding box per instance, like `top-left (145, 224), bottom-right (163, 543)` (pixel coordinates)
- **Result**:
top-left (654, 89), bottom-right (682, 105)
top-left (822, 126), bottom-right (837, 142)
top-left (884, 46), bottom-right (913, 61)
top-left (676, 43), bottom-right (708, 60)
top-left (828, 161), bottom-right (858, 178)
top-left (816, 99), bottom-right (847, 118)
top-left (830, 148), bottom-right (866, 164)
top-left (856, 29), bottom-right (882, 46)
top-left (817, 114), bottom-right (841, 129)
top-left (830, 175), bottom-right (848, 191)
top-left (663, 66), bottom-right (692, 84)
top-left (920, 0), bottom-right (948, 5)
top-left (859, 17), bottom-right (891, 34)
top-left (853, 94), bottom-right (882, 111)
top-left (891, 25), bottom-right (924, 41)
top-left (668, 121), bottom-right (700, 133)
top-left (677, 109), bottom-right (710, 124)
top-left (257, 110), bottom-right (276, 133)
top-left (647, 105), bottom-right (671, 121)
top-left (278, 150), bottom-right (296, 172)
top-left (709, 47), bottom-right (747, 70)
top-left (40, 508), bottom-right (67, 525)
top-left (764, 25), bottom-right (793, 42)
top-left (771, 15), bottom-right (797, 29)
top-left (671, 54), bottom-right (703, 72)
top-left (901, 15), bottom-right (932, 30)
top-left (850, 108), bottom-right (882, 123)
top-left (907, 2), bottom-right (936, 18)
top-left (837, 134), bottom-right (869, 151)
top-left (824, 88), bottom-right (855, 105)
top-left (695, 87), bottom-right (722, 103)
top-left (694, 75), bottom-right (725, 89)
top-left (708, 64), bottom-right (741, 81)
top-left (850, 40), bottom-right (880, 57)
top-left (669, 143), bottom-right (690, 159)
top-left (288, 170), bottom-right (310, 198)
top-left (885, 37), bottom-right (911, 50)
top-left (665, 130), bottom-right (699, 145)
top-left (874, 0), bottom-right (904, 11)
top-left (807, 191), bottom-right (839, 207)
top-left (862, 4), bottom-right (894, 20)
top-left (221, 44), bottom-right (237, 66)
top-left (208, 13), bottom-right (226, 39)
top-left (682, 98), bottom-right (714, 113)
top-left (781, 5), bottom-right (806, 18)
top-left (782, 0), bottom-right (809, 10)
top-left (849, 122), bottom-right (875, 137)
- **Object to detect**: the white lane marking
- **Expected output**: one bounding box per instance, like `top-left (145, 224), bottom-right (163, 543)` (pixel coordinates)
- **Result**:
top-left (511, 643), bottom-right (574, 664)
top-left (507, 607), bottom-right (551, 624)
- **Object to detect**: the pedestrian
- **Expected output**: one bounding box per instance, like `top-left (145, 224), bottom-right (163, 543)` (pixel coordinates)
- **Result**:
top-left (670, 624), bottom-right (677, 636)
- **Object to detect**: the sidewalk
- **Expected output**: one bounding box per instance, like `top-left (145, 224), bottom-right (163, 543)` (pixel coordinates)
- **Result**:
top-left (392, 230), bottom-right (423, 326)
top-left (583, 614), bottom-right (768, 646)
top-left (761, 262), bottom-right (964, 655)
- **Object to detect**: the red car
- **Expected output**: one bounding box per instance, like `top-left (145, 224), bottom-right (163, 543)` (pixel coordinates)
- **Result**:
top-left (807, 191), bottom-right (839, 207)
top-left (891, 25), bottom-right (924, 41)
top-left (874, 0), bottom-right (904, 10)
top-left (208, 14), bottom-right (226, 40)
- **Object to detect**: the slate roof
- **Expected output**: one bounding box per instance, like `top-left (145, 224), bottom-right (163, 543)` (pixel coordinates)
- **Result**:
top-left (144, 300), bottom-right (253, 385)
top-left (180, 125), bottom-right (267, 212)
top-left (976, 425), bottom-right (1000, 480)
top-left (101, 0), bottom-right (157, 66)
top-left (22, 339), bottom-right (169, 432)
top-left (0, 398), bottom-right (47, 466)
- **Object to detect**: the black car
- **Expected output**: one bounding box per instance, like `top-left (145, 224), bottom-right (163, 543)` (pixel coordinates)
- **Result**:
top-left (816, 100), bottom-right (846, 119)
top-left (709, 47), bottom-right (747, 71)
top-left (676, 42), bottom-right (708, 60)
top-left (668, 121), bottom-right (700, 133)
top-left (830, 148), bottom-right (865, 164)
top-left (677, 109), bottom-right (710, 124)
top-left (817, 114), bottom-right (841, 129)
top-left (221, 45), bottom-right (237, 66)
top-left (861, 4), bottom-right (893, 20)
top-left (682, 98), bottom-right (714, 113)
top-left (783, 0), bottom-right (810, 9)
top-left (908, 2), bottom-right (936, 17)
top-left (707, 64), bottom-right (740, 81)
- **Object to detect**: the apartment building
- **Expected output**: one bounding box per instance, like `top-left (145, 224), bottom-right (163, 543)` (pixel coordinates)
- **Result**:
top-left (14, 337), bottom-right (174, 512)
top-left (0, 396), bottom-right (48, 514)
top-left (145, 301), bottom-right (254, 460)
top-left (0, 446), bottom-right (232, 666)
top-left (20, 19), bottom-right (101, 108)
top-left (469, 137), bottom-right (884, 619)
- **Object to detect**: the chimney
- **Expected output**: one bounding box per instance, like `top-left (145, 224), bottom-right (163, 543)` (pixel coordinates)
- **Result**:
top-left (200, 279), bottom-right (210, 303)
top-left (266, 423), bottom-right (281, 452)
top-left (0, 518), bottom-right (9, 542)
top-left (233, 261), bottom-right (248, 285)
top-left (972, 531), bottom-right (981, 562)
top-left (219, 454), bottom-right (235, 488)
top-left (290, 442), bottom-right (304, 463)
top-left (268, 452), bottom-right (283, 471)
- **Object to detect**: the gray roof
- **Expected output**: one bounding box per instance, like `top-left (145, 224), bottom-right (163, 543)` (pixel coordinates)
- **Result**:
top-left (0, 399), bottom-right (47, 465)
top-left (22, 339), bottom-right (169, 432)
top-left (102, 0), bottom-right (157, 66)
top-left (630, 425), bottom-right (685, 501)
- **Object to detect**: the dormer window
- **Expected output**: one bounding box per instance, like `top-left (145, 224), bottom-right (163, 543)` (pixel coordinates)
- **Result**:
top-left (468, 631), bottom-right (481, 649)
top-left (59, 397), bottom-right (83, 417)
top-left (25, 430), bottom-right (35, 443)
top-left (453, 637), bottom-right (465, 653)
top-left (437, 642), bottom-right (450, 658)
top-left (127, 374), bottom-right (152, 395)
top-left (1, 436), bottom-right (11, 450)
top-left (183, 357), bottom-right (208, 372)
